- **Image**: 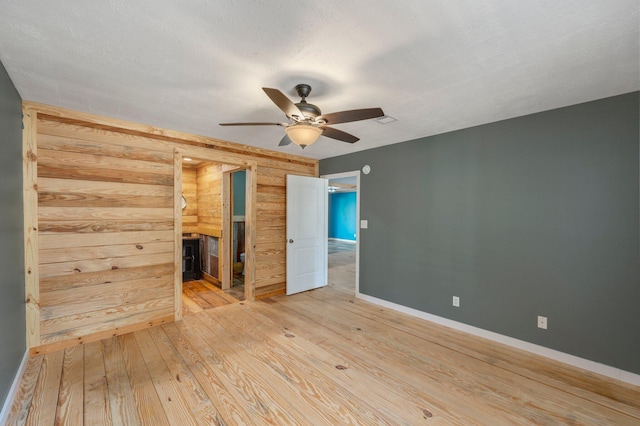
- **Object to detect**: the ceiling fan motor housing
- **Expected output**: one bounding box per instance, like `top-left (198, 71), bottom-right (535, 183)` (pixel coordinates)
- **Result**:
top-left (295, 101), bottom-right (321, 120)
top-left (294, 84), bottom-right (322, 120)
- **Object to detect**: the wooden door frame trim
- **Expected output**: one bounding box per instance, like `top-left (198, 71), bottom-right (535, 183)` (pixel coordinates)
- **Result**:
top-left (222, 166), bottom-right (248, 294)
top-left (22, 105), bottom-right (40, 348)
top-left (221, 169), bottom-right (232, 291)
top-left (175, 148), bottom-right (257, 307)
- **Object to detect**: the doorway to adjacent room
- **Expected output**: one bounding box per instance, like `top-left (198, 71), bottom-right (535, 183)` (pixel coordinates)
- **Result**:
top-left (322, 171), bottom-right (360, 295)
top-left (176, 149), bottom-right (256, 317)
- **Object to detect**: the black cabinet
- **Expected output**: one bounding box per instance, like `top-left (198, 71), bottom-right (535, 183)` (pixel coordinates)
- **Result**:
top-left (182, 238), bottom-right (200, 281)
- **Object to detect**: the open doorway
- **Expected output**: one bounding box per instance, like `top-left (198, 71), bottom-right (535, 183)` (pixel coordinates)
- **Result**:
top-left (227, 169), bottom-right (247, 300)
top-left (175, 149), bottom-right (256, 317)
top-left (322, 171), bottom-right (360, 295)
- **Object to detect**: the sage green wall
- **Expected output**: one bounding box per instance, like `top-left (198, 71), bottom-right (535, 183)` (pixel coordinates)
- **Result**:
top-left (0, 60), bottom-right (25, 407)
top-left (320, 92), bottom-right (640, 374)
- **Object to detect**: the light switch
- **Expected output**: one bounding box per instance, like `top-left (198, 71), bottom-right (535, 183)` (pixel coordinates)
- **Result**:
top-left (360, 220), bottom-right (368, 229)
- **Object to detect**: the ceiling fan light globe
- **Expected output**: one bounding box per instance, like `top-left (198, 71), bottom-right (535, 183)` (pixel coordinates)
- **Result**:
top-left (284, 124), bottom-right (323, 148)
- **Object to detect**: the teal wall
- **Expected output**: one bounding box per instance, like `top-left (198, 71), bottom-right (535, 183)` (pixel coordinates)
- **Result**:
top-left (233, 170), bottom-right (246, 216)
top-left (0, 60), bottom-right (25, 408)
top-left (329, 192), bottom-right (357, 241)
top-left (320, 92), bottom-right (640, 374)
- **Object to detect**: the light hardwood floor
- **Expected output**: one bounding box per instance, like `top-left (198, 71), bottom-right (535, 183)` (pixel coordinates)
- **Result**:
top-left (181, 279), bottom-right (242, 316)
top-left (7, 246), bottom-right (640, 424)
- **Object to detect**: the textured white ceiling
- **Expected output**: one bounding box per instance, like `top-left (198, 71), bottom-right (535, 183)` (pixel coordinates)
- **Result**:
top-left (0, 1), bottom-right (638, 160)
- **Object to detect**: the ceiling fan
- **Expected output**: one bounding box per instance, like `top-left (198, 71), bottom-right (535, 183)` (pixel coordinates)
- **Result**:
top-left (220, 84), bottom-right (384, 148)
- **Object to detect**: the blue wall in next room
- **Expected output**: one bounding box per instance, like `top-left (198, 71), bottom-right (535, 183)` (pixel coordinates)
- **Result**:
top-left (329, 192), bottom-right (356, 241)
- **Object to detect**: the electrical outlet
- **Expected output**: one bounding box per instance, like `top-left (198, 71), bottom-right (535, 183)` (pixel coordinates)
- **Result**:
top-left (538, 316), bottom-right (547, 330)
top-left (452, 296), bottom-right (460, 307)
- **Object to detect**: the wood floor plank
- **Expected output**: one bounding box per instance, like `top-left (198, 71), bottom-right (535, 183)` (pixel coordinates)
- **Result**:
top-left (254, 299), bottom-right (480, 424)
top-left (6, 355), bottom-right (43, 426)
top-left (184, 280), bottom-right (231, 308)
top-left (199, 279), bottom-right (242, 304)
top-left (117, 333), bottom-right (171, 425)
top-left (163, 318), bottom-right (274, 423)
top-left (55, 345), bottom-right (84, 424)
top-left (207, 307), bottom-right (389, 425)
top-left (188, 284), bottom-right (229, 308)
top-left (308, 284), bottom-right (640, 419)
top-left (161, 321), bottom-right (258, 425)
top-left (181, 283), bottom-right (212, 310)
top-left (181, 293), bottom-right (203, 315)
top-left (273, 293), bottom-right (640, 425)
top-left (8, 246), bottom-right (640, 425)
top-left (102, 337), bottom-right (143, 425)
top-left (186, 311), bottom-right (309, 424)
top-left (83, 341), bottom-right (112, 426)
top-left (145, 326), bottom-right (223, 424)
top-left (210, 301), bottom-right (447, 424)
top-left (133, 329), bottom-right (202, 425)
top-left (25, 351), bottom-right (63, 425)
top-left (277, 296), bottom-right (517, 423)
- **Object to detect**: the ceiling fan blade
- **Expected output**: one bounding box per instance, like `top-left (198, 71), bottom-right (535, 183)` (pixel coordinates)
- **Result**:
top-left (318, 108), bottom-right (384, 125)
top-left (219, 122), bottom-right (287, 126)
top-left (319, 126), bottom-right (360, 143)
top-left (278, 134), bottom-right (292, 146)
top-left (262, 87), bottom-right (305, 120)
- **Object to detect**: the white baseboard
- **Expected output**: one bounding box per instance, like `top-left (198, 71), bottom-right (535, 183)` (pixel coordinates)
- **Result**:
top-left (0, 349), bottom-right (29, 425)
top-left (356, 292), bottom-right (640, 387)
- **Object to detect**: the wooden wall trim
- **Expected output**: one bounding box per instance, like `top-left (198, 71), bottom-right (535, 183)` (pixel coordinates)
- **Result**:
top-left (245, 164), bottom-right (257, 301)
top-left (22, 106), bottom-right (40, 348)
top-left (23, 101), bottom-right (316, 167)
top-left (222, 171), bottom-right (231, 291)
top-left (173, 150), bottom-right (183, 320)
top-left (29, 314), bottom-right (173, 356)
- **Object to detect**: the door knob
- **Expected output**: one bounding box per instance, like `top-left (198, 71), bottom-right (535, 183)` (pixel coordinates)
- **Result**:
top-left (289, 239), bottom-right (294, 243)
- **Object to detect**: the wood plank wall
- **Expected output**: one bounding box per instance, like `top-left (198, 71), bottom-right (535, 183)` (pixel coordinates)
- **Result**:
top-left (36, 118), bottom-right (176, 349)
top-left (24, 101), bottom-right (317, 351)
top-left (196, 163), bottom-right (223, 237)
top-left (181, 167), bottom-right (198, 234)
top-left (255, 166), bottom-right (293, 298)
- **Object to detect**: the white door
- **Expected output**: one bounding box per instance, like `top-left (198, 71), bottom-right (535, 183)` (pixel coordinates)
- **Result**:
top-left (286, 175), bottom-right (328, 295)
